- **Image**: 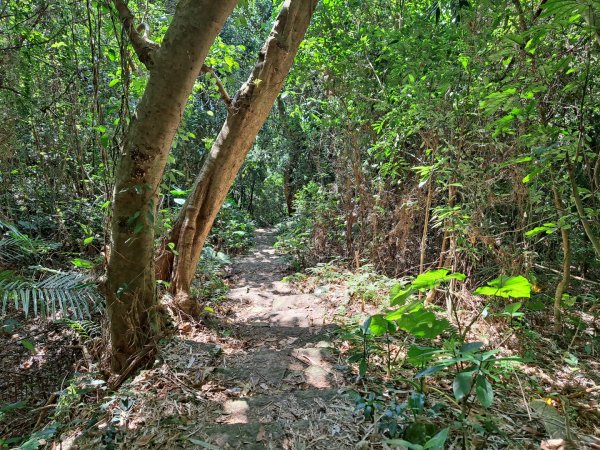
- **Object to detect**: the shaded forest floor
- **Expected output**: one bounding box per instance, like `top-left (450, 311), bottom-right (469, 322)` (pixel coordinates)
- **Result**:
top-left (2, 230), bottom-right (600, 449)
top-left (56, 229), bottom-right (365, 449)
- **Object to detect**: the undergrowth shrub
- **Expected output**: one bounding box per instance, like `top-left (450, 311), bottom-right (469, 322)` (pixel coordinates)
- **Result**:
top-left (342, 270), bottom-right (531, 448)
top-left (275, 181), bottom-right (344, 267)
top-left (191, 247), bottom-right (232, 304)
top-left (208, 199), bottom-right (255, 255)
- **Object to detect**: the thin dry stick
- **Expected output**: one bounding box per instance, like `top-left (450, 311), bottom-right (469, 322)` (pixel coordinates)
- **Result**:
top-left (514, 370), bottom-right (532, 421)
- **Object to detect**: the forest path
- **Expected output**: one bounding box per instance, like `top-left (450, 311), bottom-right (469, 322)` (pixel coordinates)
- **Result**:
top-left (192, 229), bottom-right (351, 449)
top-left (64, 230), bottom-right (360, 450)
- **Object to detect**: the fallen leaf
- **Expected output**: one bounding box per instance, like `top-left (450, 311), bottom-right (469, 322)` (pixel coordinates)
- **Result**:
top-left (256, 425), bottom-right (266, 442)
top-left (137, 434), bottom-right (155, 446)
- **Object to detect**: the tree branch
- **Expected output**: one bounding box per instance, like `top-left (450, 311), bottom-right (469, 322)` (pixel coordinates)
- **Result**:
top-left (201, 64), bottom-right (232, 108)
top-left (112, 0), bottom-right (159, 70)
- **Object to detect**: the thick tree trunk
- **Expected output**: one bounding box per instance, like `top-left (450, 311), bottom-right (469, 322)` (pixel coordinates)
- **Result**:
top-left (158, 0), bottom-right (318, 312)
top-left (106, 0), bottom-right (238, 373)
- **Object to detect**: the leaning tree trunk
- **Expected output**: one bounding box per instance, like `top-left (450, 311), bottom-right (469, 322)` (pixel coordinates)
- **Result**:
top-left (106, 0), bottom-right (238, 373)
top-left (156, 0), bottom-right (318, 312)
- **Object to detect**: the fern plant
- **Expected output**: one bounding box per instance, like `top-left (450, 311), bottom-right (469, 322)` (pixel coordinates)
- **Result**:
top-left (0, 219), bottom-right (60, 266)
top-left (0, 270), bottom-right (103, 320)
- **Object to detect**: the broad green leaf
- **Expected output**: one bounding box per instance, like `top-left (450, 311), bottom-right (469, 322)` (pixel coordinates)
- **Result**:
top-left (361, 316), bottom-right (372, 334)
top-left (476, 375), bottom-right (494, 408)
top-left (408, 391), bottom-right (426, 413)
top-left (453, 371), bottom-right (473, 401)
top-left (359, 358), bottom-right (368, 377)
top-left (397, 309), bottom-right (449, 339)
top-left (368, 315), bottom-right (389, 337)
top-left (503, 302), bottom-right (522, 315)
top-left (411, 269), bottom-right (466, 290)
top-left (386, 300), bottom-right (423, 320)
top-left (20, 339), bottom-right (36, 352)
top-left (424, 428), bottom-right (449, 449)
top-left (459, 341), bottom-right (484, 354)
top-left (71, 258), bottom-right (94, 269)
top-left (407, 345), bottom-right (439, 366)
top-left (390, 286), bottom-right (413, 306)
top-left (415, 365), bottom-right (445, 378)
top-left (474, 275), bottom-right (531, 299)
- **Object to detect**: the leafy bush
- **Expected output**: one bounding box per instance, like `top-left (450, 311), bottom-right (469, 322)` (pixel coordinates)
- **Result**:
top-left (275, 181), bottom-right (343, 267)
top-left (191, 247), bottom-right (232, 304)
top-left (208, 199), bottom-right (255, 255)
top-left (345, 270), bottom-right (531, 447)
top-left (346, 264), bottom-right (395, 306)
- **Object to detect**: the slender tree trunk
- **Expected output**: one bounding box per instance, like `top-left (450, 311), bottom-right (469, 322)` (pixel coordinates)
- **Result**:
top-left (157, 0), bottom-right (319, 312)
top-left (277, 98), bottom-right (300, 216)
top-left (419, 178), bottom-right (433, 275)
top-left (567, 156), bottom-right (600, 257)
top-left (552, 185), bottom-right (571, 332)
top-left (106, 0), bottom-right (238, 373)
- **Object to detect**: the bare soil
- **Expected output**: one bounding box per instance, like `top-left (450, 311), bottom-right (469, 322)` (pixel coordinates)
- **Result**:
top-left (55, 229), bottom-right (363, 449)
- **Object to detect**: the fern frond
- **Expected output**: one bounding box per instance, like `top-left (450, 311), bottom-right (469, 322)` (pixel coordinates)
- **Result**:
top-left (0, 271), bottom-right (103, 320)
top-left (0, 220), bottom-right (61, 265)
top-left (57, 319), bottom-right (102, 340)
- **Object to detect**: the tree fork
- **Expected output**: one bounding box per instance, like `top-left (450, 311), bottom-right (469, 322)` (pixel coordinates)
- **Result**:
top-left (106, 0), bottom-right (238, 373)
top-left (158, 0), bottom-right (319, 313)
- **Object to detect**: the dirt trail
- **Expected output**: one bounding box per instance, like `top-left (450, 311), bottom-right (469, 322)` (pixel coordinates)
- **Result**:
top-left (192, 229), bottom-right (351, 448)
top-left (55, 229), bottom-right (362, 450)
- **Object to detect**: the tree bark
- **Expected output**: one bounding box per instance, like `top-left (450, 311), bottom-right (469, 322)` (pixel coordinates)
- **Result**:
top-left (157, 0), bottom-right (318, 312)
top-left (567, 155), bottom-right (600, 257)
top-left (552, 184), bottom-right (571, 332)
top-left (106, 0), bottom-right (238, 373)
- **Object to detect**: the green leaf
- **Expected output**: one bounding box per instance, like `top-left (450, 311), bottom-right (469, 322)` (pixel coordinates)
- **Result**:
top-left (361, 316), bottom-right (372, 334)
top-left (359, 358), bottom-right (368, 377)
top-left (390, 286), bottom-right (413, 306)
top-left (503, 302), bottom-right (522, 315)
top-left (397, 309), bottom-right (449, 339)
top-left (453, 371), bottom-right (473, 401)
top-left (424, 428), bottom-right (449, 450)
top-left (408, 391), bottom-right (426, 413)
top-left (415, 365), bottom-right (445, 378)
top-left (475, 375), bottom-right (494, 408)
top-left (411, 269), bottom-right (466, 290)
top-left (459, 342), bottom-right (484, 354)
top-left (369, 315), bottom-right (390, 337)
top-left (71, 258), bottom-right (94, 269)
top-left (525, 223), bottom-right (557, 237)
top-left (0, 401), bottom-right (27, 413)
top-left (20, 339), bottom-right (36, 352)
top-left (474, 275), bottom-right (531, 299)
top-left (83, 236), bottom-right (94, 245)
top-left (109, 78), bottom-right (120, 87)
top-left (407, 345), bottom-right (439, 366)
